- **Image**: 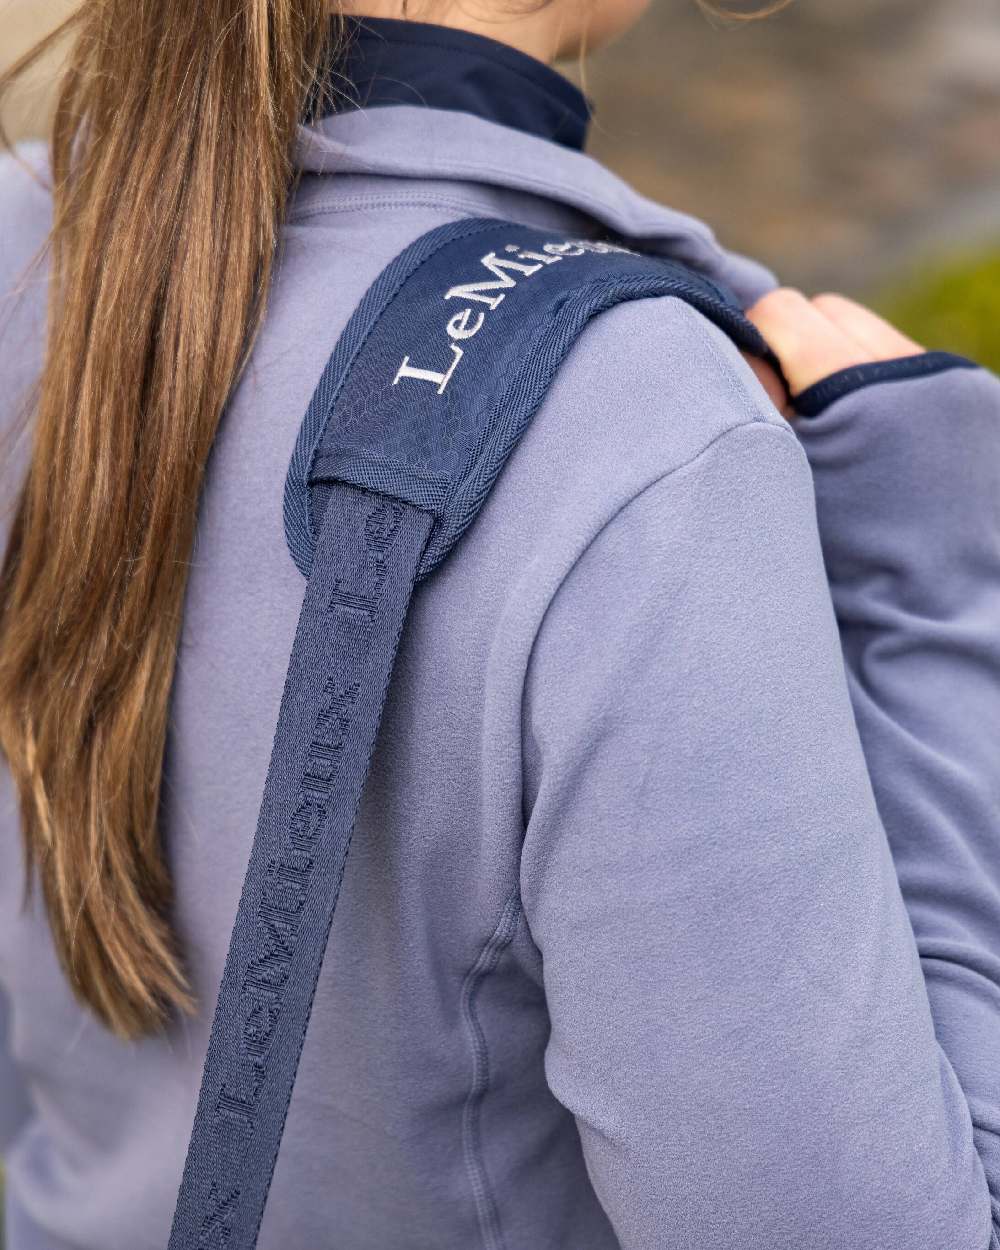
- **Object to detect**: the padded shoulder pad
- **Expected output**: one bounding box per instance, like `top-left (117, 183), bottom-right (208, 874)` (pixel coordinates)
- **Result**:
top-left (284, 217), bottom-right (773, 581)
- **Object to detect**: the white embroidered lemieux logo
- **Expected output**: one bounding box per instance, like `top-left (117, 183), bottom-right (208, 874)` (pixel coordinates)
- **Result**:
top-left (393, 238), bottom-right (634, 395)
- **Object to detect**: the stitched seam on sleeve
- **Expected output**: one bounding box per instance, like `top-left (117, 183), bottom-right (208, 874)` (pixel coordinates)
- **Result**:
top-left (517, 416), bottom-right (803, 853)
top-left (460, 885), bottom-right (524, 1250)
top-left (675, 298), bottom-right (776, 429)
top-left (287, 194), bottom-right (508, 223)
top-left (531, 415), bottom-right (802, 649)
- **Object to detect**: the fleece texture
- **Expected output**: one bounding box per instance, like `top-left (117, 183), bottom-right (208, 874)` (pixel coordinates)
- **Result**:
top-left (1, 98), bottom-right (999, 1250)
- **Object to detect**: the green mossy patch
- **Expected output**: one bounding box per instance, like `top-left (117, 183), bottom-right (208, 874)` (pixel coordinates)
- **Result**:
top-left (876, 246), bottom-right (1000, 374)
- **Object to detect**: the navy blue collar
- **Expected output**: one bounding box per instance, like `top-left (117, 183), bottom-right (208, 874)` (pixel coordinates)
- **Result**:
top-left (316, 16), bottom-right (591, 152)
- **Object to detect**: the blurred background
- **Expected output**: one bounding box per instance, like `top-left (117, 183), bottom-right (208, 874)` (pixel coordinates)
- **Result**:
top-left (3, 0), bottom-right (1000, 363)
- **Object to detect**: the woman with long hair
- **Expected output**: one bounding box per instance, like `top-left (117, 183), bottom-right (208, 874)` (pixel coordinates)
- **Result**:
top-left (1, 0), bottom-right (999, 1246)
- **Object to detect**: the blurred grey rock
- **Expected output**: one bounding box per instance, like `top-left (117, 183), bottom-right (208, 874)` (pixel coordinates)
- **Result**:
top-left (580, 0), bottom-right (1000, 290)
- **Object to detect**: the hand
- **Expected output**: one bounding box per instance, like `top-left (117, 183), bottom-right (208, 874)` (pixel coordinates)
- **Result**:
top-left (744, 290), bottom-right (924, 418)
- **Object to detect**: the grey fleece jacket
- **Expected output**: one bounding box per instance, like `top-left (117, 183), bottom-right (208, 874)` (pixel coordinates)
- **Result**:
top-left (1, 103), bottom-right (999, 1250)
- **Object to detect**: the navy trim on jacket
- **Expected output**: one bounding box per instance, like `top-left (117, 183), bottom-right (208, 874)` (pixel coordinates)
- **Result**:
top-left (314, 16), bottom-right (592, 152)
top-left (794, 351), bottom-right (979, 417)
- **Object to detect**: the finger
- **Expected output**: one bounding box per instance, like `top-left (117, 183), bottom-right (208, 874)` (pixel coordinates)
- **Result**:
top-left (746, 288), bottom-right (868, 395)
top-left (810, 293), bottom-right (924, 359)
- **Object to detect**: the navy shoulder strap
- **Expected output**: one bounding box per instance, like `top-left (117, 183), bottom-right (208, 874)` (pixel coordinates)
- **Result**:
top-left (168, 218), bottom-right (773, 1248)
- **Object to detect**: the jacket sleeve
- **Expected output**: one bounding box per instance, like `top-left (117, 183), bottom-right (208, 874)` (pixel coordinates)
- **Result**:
top-left (518, 408), bottom-right (999, 1248)
top-left (794, 359), bottom-right (1000, 1241)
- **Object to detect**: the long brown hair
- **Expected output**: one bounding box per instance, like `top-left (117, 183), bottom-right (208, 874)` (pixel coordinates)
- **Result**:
top-left (0, 0), bottom-right (333, 1040)
top-left (0, 0), bottom-right (789, 1043)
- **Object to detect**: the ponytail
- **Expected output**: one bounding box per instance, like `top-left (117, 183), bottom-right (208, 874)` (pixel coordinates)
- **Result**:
top-left (0, 0), bottom-right (791, 1043)
top-left (0, 1), bottom-right (333, 1039)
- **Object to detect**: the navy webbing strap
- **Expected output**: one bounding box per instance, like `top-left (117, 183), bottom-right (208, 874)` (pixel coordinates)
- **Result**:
top-left (168, 486), bottom-right (432, 1247)
top-left (171, 217), bottom-right (774, 1247)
